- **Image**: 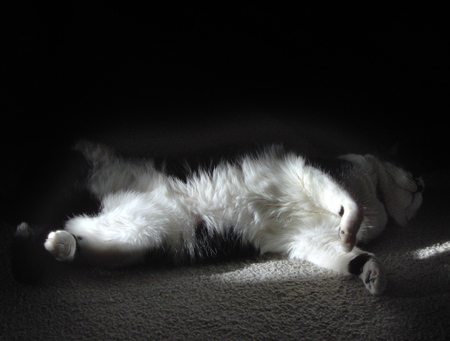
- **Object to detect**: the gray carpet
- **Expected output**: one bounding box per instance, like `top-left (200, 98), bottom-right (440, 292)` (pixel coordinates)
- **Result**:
top-left (2, 118), bottom-right (450, 340)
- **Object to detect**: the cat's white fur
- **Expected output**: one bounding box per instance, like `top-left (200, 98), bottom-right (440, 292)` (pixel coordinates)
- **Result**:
top-left (43, 142), bottom-right (423, 295)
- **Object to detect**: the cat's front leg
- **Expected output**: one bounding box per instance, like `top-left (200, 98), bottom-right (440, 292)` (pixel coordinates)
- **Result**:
top-left (356, 201), bottom-right (389, 244)
top-left (287, 230), bottom-right (387, 295)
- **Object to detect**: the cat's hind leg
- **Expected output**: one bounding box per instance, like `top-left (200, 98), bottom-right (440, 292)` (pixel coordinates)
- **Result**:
top-left (44, 230), bottom-right (77, 262)
top-left (44, 206), bottom-right (166, 268)
top-left (44, 216), bottom-right (155, 268)
top-left (44, 191), bottom-right (193, 268)
top-left (44, 223), bottom-right (149, 268)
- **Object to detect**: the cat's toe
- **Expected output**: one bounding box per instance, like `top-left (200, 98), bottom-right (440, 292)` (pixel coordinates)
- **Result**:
top-left (44, 231), bottom-right (76, 261)
top-left (360, 258), bottom-right (386, 295)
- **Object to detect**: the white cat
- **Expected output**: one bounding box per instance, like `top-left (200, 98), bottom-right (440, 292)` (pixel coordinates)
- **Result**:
top-left (42, 141), bottom-right (424, 295)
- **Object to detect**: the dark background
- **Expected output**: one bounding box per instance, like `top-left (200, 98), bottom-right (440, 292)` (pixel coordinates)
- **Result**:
top-left (2, 4), bottom-right (449, 223)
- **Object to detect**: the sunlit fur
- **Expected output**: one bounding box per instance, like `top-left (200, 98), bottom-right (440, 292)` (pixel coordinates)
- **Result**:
top-left (42, 142), bottom-right (423, 294)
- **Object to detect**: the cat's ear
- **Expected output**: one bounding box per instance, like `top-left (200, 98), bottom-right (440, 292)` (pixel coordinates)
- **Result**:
top-left (375, 141), bottom-right (399, 163)
top-left (384, 140), bottom-right (423, 177)
top-left (387, 142), bottom-right (400, 158)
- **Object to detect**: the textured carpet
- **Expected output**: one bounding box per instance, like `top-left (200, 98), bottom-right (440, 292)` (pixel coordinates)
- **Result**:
top-left (1, 118), bottom-right (450, 340)
top-left (1, 185), bottom-right (450, 340)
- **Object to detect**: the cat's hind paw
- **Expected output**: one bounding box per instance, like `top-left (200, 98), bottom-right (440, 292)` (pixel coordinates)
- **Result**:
top-left (360, 258), bottom-right (387, 295)
top-left (44, 231), bottom-right (77, 262)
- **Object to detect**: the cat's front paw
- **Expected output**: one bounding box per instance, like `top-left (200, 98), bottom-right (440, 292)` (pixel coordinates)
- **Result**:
top-left (44, 231), bottom-right (76, 261)
top-left (338, 204), bottom-right (363, 252)
top-left (338, 226), bottom-right (357, 252)
top-left (360, 258), bottom-right (387, 295)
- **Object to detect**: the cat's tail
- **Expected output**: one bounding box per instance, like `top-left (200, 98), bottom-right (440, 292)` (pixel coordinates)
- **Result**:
top-left (73, 139), bottom-right (116, 169)
top-left (73, 140), bottom-right (165, 198)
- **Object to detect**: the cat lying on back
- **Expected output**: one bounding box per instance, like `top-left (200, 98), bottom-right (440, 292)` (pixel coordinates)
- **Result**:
top-left (18, 141), bottom-right (424, 295)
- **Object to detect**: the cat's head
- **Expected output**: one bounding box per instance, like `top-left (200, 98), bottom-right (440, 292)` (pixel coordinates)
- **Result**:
top-left (375, 159), bottom-right (424, 226)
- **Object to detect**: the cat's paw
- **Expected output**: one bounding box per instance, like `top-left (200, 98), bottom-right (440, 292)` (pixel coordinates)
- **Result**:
top-left (360, 258), bottom-right (387, 295)
top-left (44, 231), bottom-right (76, 261)
top-left (338, 226), bottom-right (357, 252)
top-left (338, 204), bottom-right (363, 252)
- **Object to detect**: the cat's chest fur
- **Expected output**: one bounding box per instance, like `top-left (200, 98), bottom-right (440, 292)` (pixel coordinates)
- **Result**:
top-left (172, 151), bottom-right (359, 236)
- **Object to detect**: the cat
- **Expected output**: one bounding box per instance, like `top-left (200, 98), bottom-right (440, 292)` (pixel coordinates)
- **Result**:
top-left (17, 141), bottom-right (424, 295)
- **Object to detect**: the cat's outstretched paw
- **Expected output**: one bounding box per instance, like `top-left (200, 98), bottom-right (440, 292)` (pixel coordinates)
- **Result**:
top-left (360, 258), bottom-right (387, 295)
top-left (44, 231), bottom-right (77, 262)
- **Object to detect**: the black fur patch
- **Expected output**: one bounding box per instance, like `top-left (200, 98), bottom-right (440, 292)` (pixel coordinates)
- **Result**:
top-left (11, 223), bottom-right (56, 284)
top-left (304, 156), bottom-right (355, 184)
top-left (348, 253), bottom-right (372, 276)
top-left (193, 221), bottom-right (257, 262)
top-left (144, 221), bottom-right (258, 266)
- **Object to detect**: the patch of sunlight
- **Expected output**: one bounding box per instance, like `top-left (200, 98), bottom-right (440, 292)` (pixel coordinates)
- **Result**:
top-left (208, 258), bottom-right (334, 284)
top-left (412, 241), bottom-right (450, 260)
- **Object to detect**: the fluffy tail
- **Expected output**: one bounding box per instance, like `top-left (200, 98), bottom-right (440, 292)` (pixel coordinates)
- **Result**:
top-left (73, 139), bottom-right (117, 169)
top-left (73, 140), bottom-right (165, 198)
